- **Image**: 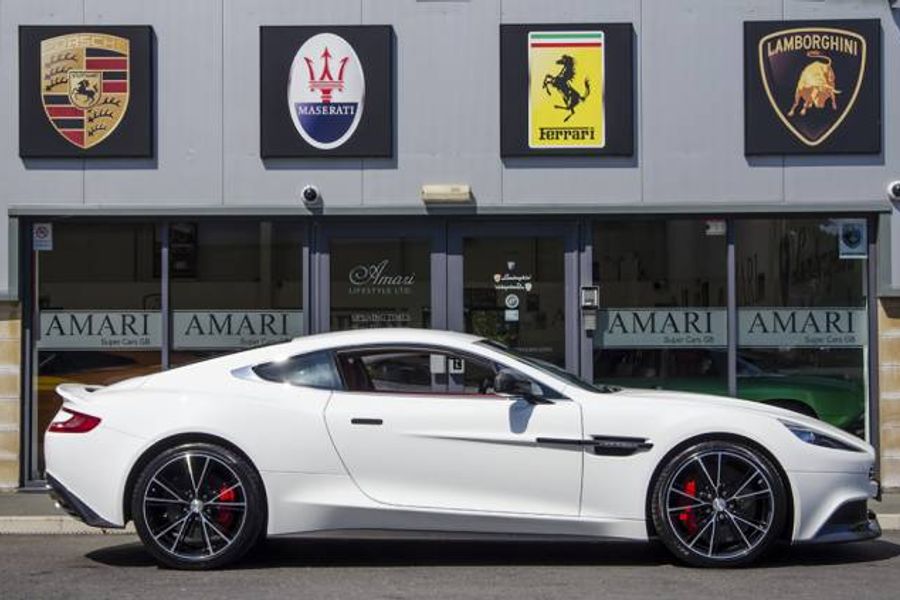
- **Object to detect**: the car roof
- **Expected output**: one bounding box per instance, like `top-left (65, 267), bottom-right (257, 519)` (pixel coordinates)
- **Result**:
top-left (289, 328), bottom-right (486, 351)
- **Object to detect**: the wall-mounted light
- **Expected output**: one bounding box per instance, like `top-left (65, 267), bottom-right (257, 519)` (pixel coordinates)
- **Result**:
top-left (421, 184), bottom-right (472, 204)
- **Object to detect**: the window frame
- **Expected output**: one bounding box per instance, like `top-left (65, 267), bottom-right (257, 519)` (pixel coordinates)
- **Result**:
top-left (330, 343), bottom-right (567, 400)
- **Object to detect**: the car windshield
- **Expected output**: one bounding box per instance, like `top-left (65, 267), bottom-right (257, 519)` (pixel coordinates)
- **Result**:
top-left (476, 340), bottom-right (619, 394)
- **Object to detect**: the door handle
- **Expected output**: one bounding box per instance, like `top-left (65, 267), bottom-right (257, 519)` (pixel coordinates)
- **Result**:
top-left (350, 418), bottom-right (383, 426)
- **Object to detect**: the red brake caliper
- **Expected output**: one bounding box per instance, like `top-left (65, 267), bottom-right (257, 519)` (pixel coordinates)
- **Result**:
top-left (678, 479), bottom-right (699, 535)
top-left (216, 485), bottom-right (236, 527)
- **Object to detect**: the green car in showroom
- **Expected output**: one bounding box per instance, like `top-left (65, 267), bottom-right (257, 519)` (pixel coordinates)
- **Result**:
top-left (596, 349), bottom-right (864, 434)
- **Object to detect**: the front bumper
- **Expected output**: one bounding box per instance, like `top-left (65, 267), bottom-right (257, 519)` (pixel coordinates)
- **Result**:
top-left (46, 474), bottom-right (123, 529)
top-left (805, 499), bottom-right (881, 544)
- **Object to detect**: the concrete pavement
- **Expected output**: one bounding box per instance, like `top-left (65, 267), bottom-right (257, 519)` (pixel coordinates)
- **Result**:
top-left (1, 533), bottom-right (900, 599)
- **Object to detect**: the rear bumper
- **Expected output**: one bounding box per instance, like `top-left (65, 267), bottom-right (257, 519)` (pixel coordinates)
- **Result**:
top-left (46, 474), bottom-right (122, 529)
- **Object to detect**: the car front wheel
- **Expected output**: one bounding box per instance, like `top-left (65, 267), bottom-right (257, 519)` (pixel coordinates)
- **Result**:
top-left (131, 442), bottom-right (265, 570)
top-left (650, 440), bottom-right (787, 567)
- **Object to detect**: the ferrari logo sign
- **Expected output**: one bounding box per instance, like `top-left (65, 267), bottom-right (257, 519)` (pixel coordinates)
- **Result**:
top-left (528, 31), bottom-right (605, 149)
top-left (758, 28), bottom-right (865, 147)
top-left (40, 33), bottom-right (130, 149)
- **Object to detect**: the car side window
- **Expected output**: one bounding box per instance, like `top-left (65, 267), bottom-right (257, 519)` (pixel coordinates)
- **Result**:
top-left (333, 346), bottom-right (565, 399)
top-left (253, 350), bottom-right (342, 390)
top-left (335, 348), bottom-right (499, 396)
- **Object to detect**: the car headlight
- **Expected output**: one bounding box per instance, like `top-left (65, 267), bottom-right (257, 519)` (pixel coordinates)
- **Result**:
top-left (780, 421), bottom-right (862, 452)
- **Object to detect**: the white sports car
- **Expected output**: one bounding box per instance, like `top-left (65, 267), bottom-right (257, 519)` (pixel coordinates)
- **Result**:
top-left (45, 329), bottom-right (880, 569)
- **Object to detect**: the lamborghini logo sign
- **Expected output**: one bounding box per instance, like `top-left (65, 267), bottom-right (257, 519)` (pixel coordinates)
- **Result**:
top-left (758, 28), bottom-right (866, 147)
top-left (40, 33), bottom-right (130, 149)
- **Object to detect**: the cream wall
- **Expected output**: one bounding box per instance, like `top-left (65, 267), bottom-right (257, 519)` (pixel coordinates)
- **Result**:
top-left (0, 303), bottom-right (20, 489)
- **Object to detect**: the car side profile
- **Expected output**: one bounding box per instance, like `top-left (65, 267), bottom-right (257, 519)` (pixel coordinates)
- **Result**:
top-left (44, 329), bottom-right (880, 569)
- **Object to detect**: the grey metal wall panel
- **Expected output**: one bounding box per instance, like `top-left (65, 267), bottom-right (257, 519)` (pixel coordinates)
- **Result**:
top-left (360, 0), bottom-right (502, 207)
top-left (500, 0), bottom-right (642, 206)
top-left (223, 0), bottom-right (364, 208)
top-left (642, 0), bottom-right (785, 206)
top-left (0, 0), bottom-right (85, 206)
top-left (781, 0), bottom-right (898, 207)
top-left (82, 0), bottom-right (224, 206)
top-left (1, 0), bottom-right (899, 293)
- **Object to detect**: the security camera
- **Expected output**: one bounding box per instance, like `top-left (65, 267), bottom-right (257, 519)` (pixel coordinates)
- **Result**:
top-left (301, 184), bottom-right (320, 205)
top-left (889, 181), bottom-right (900, 202)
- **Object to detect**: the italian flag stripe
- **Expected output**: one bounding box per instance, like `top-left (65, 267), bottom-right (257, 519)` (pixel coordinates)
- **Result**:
top-left (529, 32), bottom-right (603, 47)
top-left (530, 32), bottom-right (603, 40)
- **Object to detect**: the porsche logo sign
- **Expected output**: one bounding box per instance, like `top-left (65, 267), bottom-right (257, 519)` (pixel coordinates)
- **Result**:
top-left (40, 33), bottom-right (130, 149)
top-left (19, 26), bottom-right (153, 158)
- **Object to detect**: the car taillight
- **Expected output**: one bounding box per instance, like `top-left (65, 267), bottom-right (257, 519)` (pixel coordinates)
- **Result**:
top-left (48, 408), bottom-right (101, 433)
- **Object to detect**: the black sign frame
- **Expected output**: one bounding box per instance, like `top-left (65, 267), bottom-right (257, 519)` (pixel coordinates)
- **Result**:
top-left (260, 25), bottom-right (394, 159)
top-left (500, 23), bottom-right (634, 158)
top-left (19, 25), bottom-right (154, 159)
top-left (744, 19), bottom-right (881, 155)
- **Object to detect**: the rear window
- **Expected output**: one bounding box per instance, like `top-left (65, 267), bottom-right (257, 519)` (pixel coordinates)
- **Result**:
top-left (252, 351), bottom-right (342, 390)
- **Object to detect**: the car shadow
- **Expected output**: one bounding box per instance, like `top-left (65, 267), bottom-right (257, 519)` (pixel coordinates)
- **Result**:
top-left (85, 537), bottom-right (900, 570)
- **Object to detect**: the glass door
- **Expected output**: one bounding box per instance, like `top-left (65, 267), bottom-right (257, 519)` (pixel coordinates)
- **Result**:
top-left (315, 222), bottom-right (446, 333)
top-left (448, 222), bottom-right (578, 371)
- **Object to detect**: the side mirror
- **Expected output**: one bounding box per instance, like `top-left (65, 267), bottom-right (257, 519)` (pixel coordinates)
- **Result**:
top-left (493, 369), bottom-right (552, 404)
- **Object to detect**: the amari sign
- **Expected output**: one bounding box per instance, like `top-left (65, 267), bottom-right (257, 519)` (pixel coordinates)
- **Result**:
top-left (598, 309), bottom-right (727, 348)
top-left (38, 310), bottom-right (304, 350)
top-left (597, 308), bottom-right (866, 349)
top-left (39, 311), bottom-right (161, 350)
top-left (173, 311), bottom-right (304, 350)
top-left (740, 308), bottom-right (866, 348)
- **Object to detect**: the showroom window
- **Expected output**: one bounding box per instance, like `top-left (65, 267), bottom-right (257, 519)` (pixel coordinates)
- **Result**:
top-left (28, 219), bottom-right (305, 479)
top-left (736, 219), bottom-right (868, 436)
top-left (592, 220), bottom-right (728, 393)
top-left (329, 239), bottom-right (430, 330)
top-left (169, 221), bottom-right (304, 367)
top-left (33, 222), bottom-right (161, 474)
top-left (463, 237), bottom-right (566, 367)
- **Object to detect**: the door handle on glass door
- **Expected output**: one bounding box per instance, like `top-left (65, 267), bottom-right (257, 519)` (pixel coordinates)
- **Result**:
top-left (350, 418), bottom-right (383, 426)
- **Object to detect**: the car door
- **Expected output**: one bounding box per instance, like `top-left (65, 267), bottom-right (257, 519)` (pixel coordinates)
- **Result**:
top-left (324, 346), bottom-right (583, 516)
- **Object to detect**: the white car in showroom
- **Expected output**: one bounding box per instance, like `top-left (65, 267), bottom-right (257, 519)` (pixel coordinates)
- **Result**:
top-left (45, 329), bottom-right (880, 569)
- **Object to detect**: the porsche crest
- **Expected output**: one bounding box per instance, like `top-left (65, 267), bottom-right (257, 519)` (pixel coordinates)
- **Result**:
top-left (40, 33), bottom-right (130, 149)
top-left (758, 28), bottom-right (865, 146)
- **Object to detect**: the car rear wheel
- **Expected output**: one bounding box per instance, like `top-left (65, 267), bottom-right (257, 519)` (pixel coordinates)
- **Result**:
top-left (131, 442), bottom-right (265, 570)
top-left (650, 440), bottom-right (787, 567)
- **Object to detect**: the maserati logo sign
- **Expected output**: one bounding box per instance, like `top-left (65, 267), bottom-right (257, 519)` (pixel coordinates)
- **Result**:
top-left (758, 28), bottom-right (865, 147)
top-left (288, 33), bottom-right (365, 150)
top-left (40, 32), bottom-right (130, 149)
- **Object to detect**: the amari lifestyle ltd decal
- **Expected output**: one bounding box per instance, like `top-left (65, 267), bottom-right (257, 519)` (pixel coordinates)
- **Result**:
top-left (501, 23), bottom-right (633, 157)
top-left (19, 26), bottom-right (154, 157)
top-left (260, 26), bottom-right (393, 158)
top-left (744, 20), bottom-right (880, 154)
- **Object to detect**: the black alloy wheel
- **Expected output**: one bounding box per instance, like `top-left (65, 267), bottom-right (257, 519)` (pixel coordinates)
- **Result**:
top-left (131, 442), bottom-right (265, 570)
top-left (651, 440), bottom-right (787, 567)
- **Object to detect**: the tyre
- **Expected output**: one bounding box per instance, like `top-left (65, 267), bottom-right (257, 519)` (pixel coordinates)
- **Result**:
top-left (131, 442), bottom-right (266, 570)
top-left (650, 440), bottom-right (787, 567)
